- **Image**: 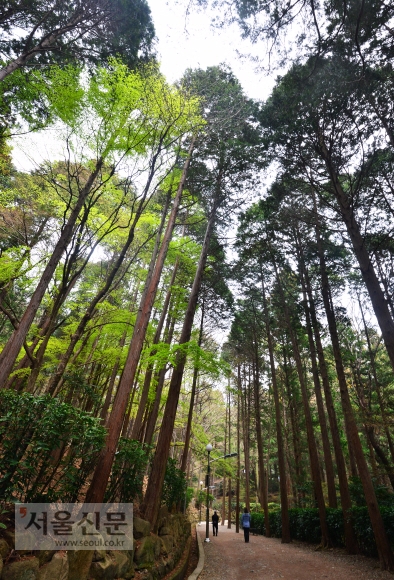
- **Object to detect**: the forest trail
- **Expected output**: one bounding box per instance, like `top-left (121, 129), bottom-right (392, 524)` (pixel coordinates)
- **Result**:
top-left (197, 524), bottom-right (393, 580)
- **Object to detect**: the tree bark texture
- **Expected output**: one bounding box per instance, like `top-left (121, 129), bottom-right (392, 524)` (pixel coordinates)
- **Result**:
top-left (314, 209), bottom-right (394, 569)
top-left (0, 158), bottom-right (104, 388)
top-left (141, 203), bottom-right (218, 528)
top-left (84, 139), bottom-right (195, 505)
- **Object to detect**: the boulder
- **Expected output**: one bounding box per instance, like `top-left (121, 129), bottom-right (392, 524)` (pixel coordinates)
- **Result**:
top-left (89, 554), bottom-right (117, 579)
top-left (34, 549), bottom-right (56, 567)
top-left (1, 557), bottom-right (39, 580)
top-left (92, 549), bottom-right (106, 562)
top-left (0, 538), bottom-right (10, 558)
top-left (110, 550), bottom-right (134, 579)
top-left (67, 550), bottom-right (94, 580)
top-left (157, 507), bottom-right (168, 533)
top-left (14, 531), bottom-right (36, 554)
top-left (37, 551), bottom-right (68, 580)
top-left (133, 536), bottom-right (160, 569)
top-left (160, 535), bottom-right (173, 554)
top-left (2, 530), bottom-right (15, 549)
top-left (132, 518), bottom-right (150, 540)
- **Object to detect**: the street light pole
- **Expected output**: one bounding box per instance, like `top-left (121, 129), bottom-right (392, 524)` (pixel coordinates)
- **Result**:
top-left (205, 443), bottom-right (213, 542)
top-left (203, 449), bottom-right (237, 542)
top-left (199, 480), bottom-right (203, 524)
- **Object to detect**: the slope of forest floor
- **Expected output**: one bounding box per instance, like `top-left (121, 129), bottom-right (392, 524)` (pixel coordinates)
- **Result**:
top-left (197, 525), bottom-right (393, 579)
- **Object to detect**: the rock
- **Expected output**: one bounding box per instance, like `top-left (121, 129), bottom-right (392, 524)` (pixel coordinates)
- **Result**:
top-left (37, 551), bottom-right (68, 580)
top-left (156, 562), bottom-right (166, 578)
top-left (133, 536), bottom-right (160, 569)
top-left (92, 549), bottom-right (106, 562)
top-left (159, 538), bottom-right (168, 557)
top-left (1, 557), bottom-right (39, 580)
top-left (0, 538), bottom-right (10, 558)
top-left (160, 535), bottom-right (173, 554)
top-left (110, 550), bottom-right (134, 578)
top-left (165, 557), bottom-right (174, 573)
top-left (67, 550), bottom-right (94, 580)
top-left (184, 521), bottom-right (191, 537)
top-left (34, 549), bottom-right (56, 566)
top-left (2, 530), bottom-right (15, 549)
top-left (89, 554), bottom-right (117, 579)
top-left (156, 507), bottom-right (168, 533)
top-left (168, 517), bottom-right (180, 539)
top-left (14, 531), bottom-right (36, 554)
top-left (133, 517), bottom-right (150, 540)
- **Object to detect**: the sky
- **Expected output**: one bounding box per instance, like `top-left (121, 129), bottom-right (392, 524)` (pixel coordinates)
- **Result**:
top-left (146, 0), bottom-right (276, 101)
top-left (13, 0), bottom-right (274, 172)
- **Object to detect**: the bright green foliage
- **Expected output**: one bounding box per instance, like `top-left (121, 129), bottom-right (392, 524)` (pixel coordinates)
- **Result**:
top-left (78, 60), bottom-right (203, 161)
top-left (141, 339), bottom-right (229, 379)
top-left (0, 64), bottom-right (85, 132)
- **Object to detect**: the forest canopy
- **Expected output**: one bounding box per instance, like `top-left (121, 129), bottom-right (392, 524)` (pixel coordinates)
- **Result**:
top-left (1, 0), bottom-right (394, 575)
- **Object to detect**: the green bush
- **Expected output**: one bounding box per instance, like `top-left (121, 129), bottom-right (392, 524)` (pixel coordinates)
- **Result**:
top-left (0, 390), bottom-right (106, 502)
top-left (105, 439), bottom-right (152, 503)
top-left (349, 476), bottom-right (394, 508)
top-left (162, 457), bottom-right (187, 510)
top-left (251, 505), bottom-right (394, 558)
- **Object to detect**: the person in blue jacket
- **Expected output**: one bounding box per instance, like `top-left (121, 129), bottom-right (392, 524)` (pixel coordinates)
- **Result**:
top-left (241, 507), bottom-right (251, 543)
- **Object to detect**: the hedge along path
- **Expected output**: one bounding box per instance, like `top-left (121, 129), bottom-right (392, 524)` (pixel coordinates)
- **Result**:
top-left (197, 525), bottom-right (393, 580)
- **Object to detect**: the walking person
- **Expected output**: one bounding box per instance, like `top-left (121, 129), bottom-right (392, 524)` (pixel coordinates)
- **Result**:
top-left (212, 510), bottom-right (219, 536)
top-left (241, 507), bottom-right (251, 543)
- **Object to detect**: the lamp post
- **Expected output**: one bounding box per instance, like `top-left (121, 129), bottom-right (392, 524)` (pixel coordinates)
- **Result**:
top-left (199, 480), bottom-right (203, 524)
top-left (205, 443), bottom-right (213, 542)
top-left (204, 447), bottom-right (237, 542)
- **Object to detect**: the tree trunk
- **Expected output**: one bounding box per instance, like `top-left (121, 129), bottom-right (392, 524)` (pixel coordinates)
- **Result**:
top-left (314, 203), bottom-right (394, 570)
top-left (261, 278), bottom-right (291, 542)
top-left (358, 294), bottom-right (394, 465)
top-left (130, 257), bottom-right (179, 440)
top-left (180, 298), bottom-right (204, 472)
top-left (296, 241), bottom-right (337, 509)
top-left (227, 387), bottom-right (232, 529)
top-left (222, 401), bottom-right (227, 527)
top-left (241, 368), bottom-right (251, 511)
top-left (318, 132), bottom-right (394, 373)
top-left (85, 138), bottom-right (196, 505)
top-left (141, 201), bottom-right (218, 528)
top-left (252, 354), bottom-right (270, 536)
top-left (46, 179), bottom-right (171, 396)
top-left (304, 266), bottom-right (358, 553)
top-left (282, 345), bottom-right (303, 506)
top-left (0, 158), bottom-right (104, 388)
top-left (275, 264), bottom-right (330, 547)
top-left (236, 368), bottom-right (241, 534)
top-left (143, 320), bottom-right (175, 447)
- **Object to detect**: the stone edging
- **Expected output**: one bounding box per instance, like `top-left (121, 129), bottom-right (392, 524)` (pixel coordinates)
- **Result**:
top-left (187, 527), bottom-right (204, 580)
top-left (166, 535), bottom-right (191, 580)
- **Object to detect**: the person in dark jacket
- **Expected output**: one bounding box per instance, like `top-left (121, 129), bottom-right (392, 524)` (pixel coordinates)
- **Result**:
top-left (241, 507), bottom-right (251, 542)
top-left (212, 511), bottom-right (219, 536)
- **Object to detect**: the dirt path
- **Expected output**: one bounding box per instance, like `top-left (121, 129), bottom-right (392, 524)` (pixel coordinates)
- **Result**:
top-left (197, 524), bottom-right (393, 580)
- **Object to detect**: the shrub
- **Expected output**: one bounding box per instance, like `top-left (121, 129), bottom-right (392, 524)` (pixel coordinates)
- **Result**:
top-left (105, 438), bottom-right (152, 503)
top-left (0, 390), bottom-right (106, 502)
top-left (162, 457), bottom-right (187, 510)
top-left (251, 505), bottom-right (394, 558)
